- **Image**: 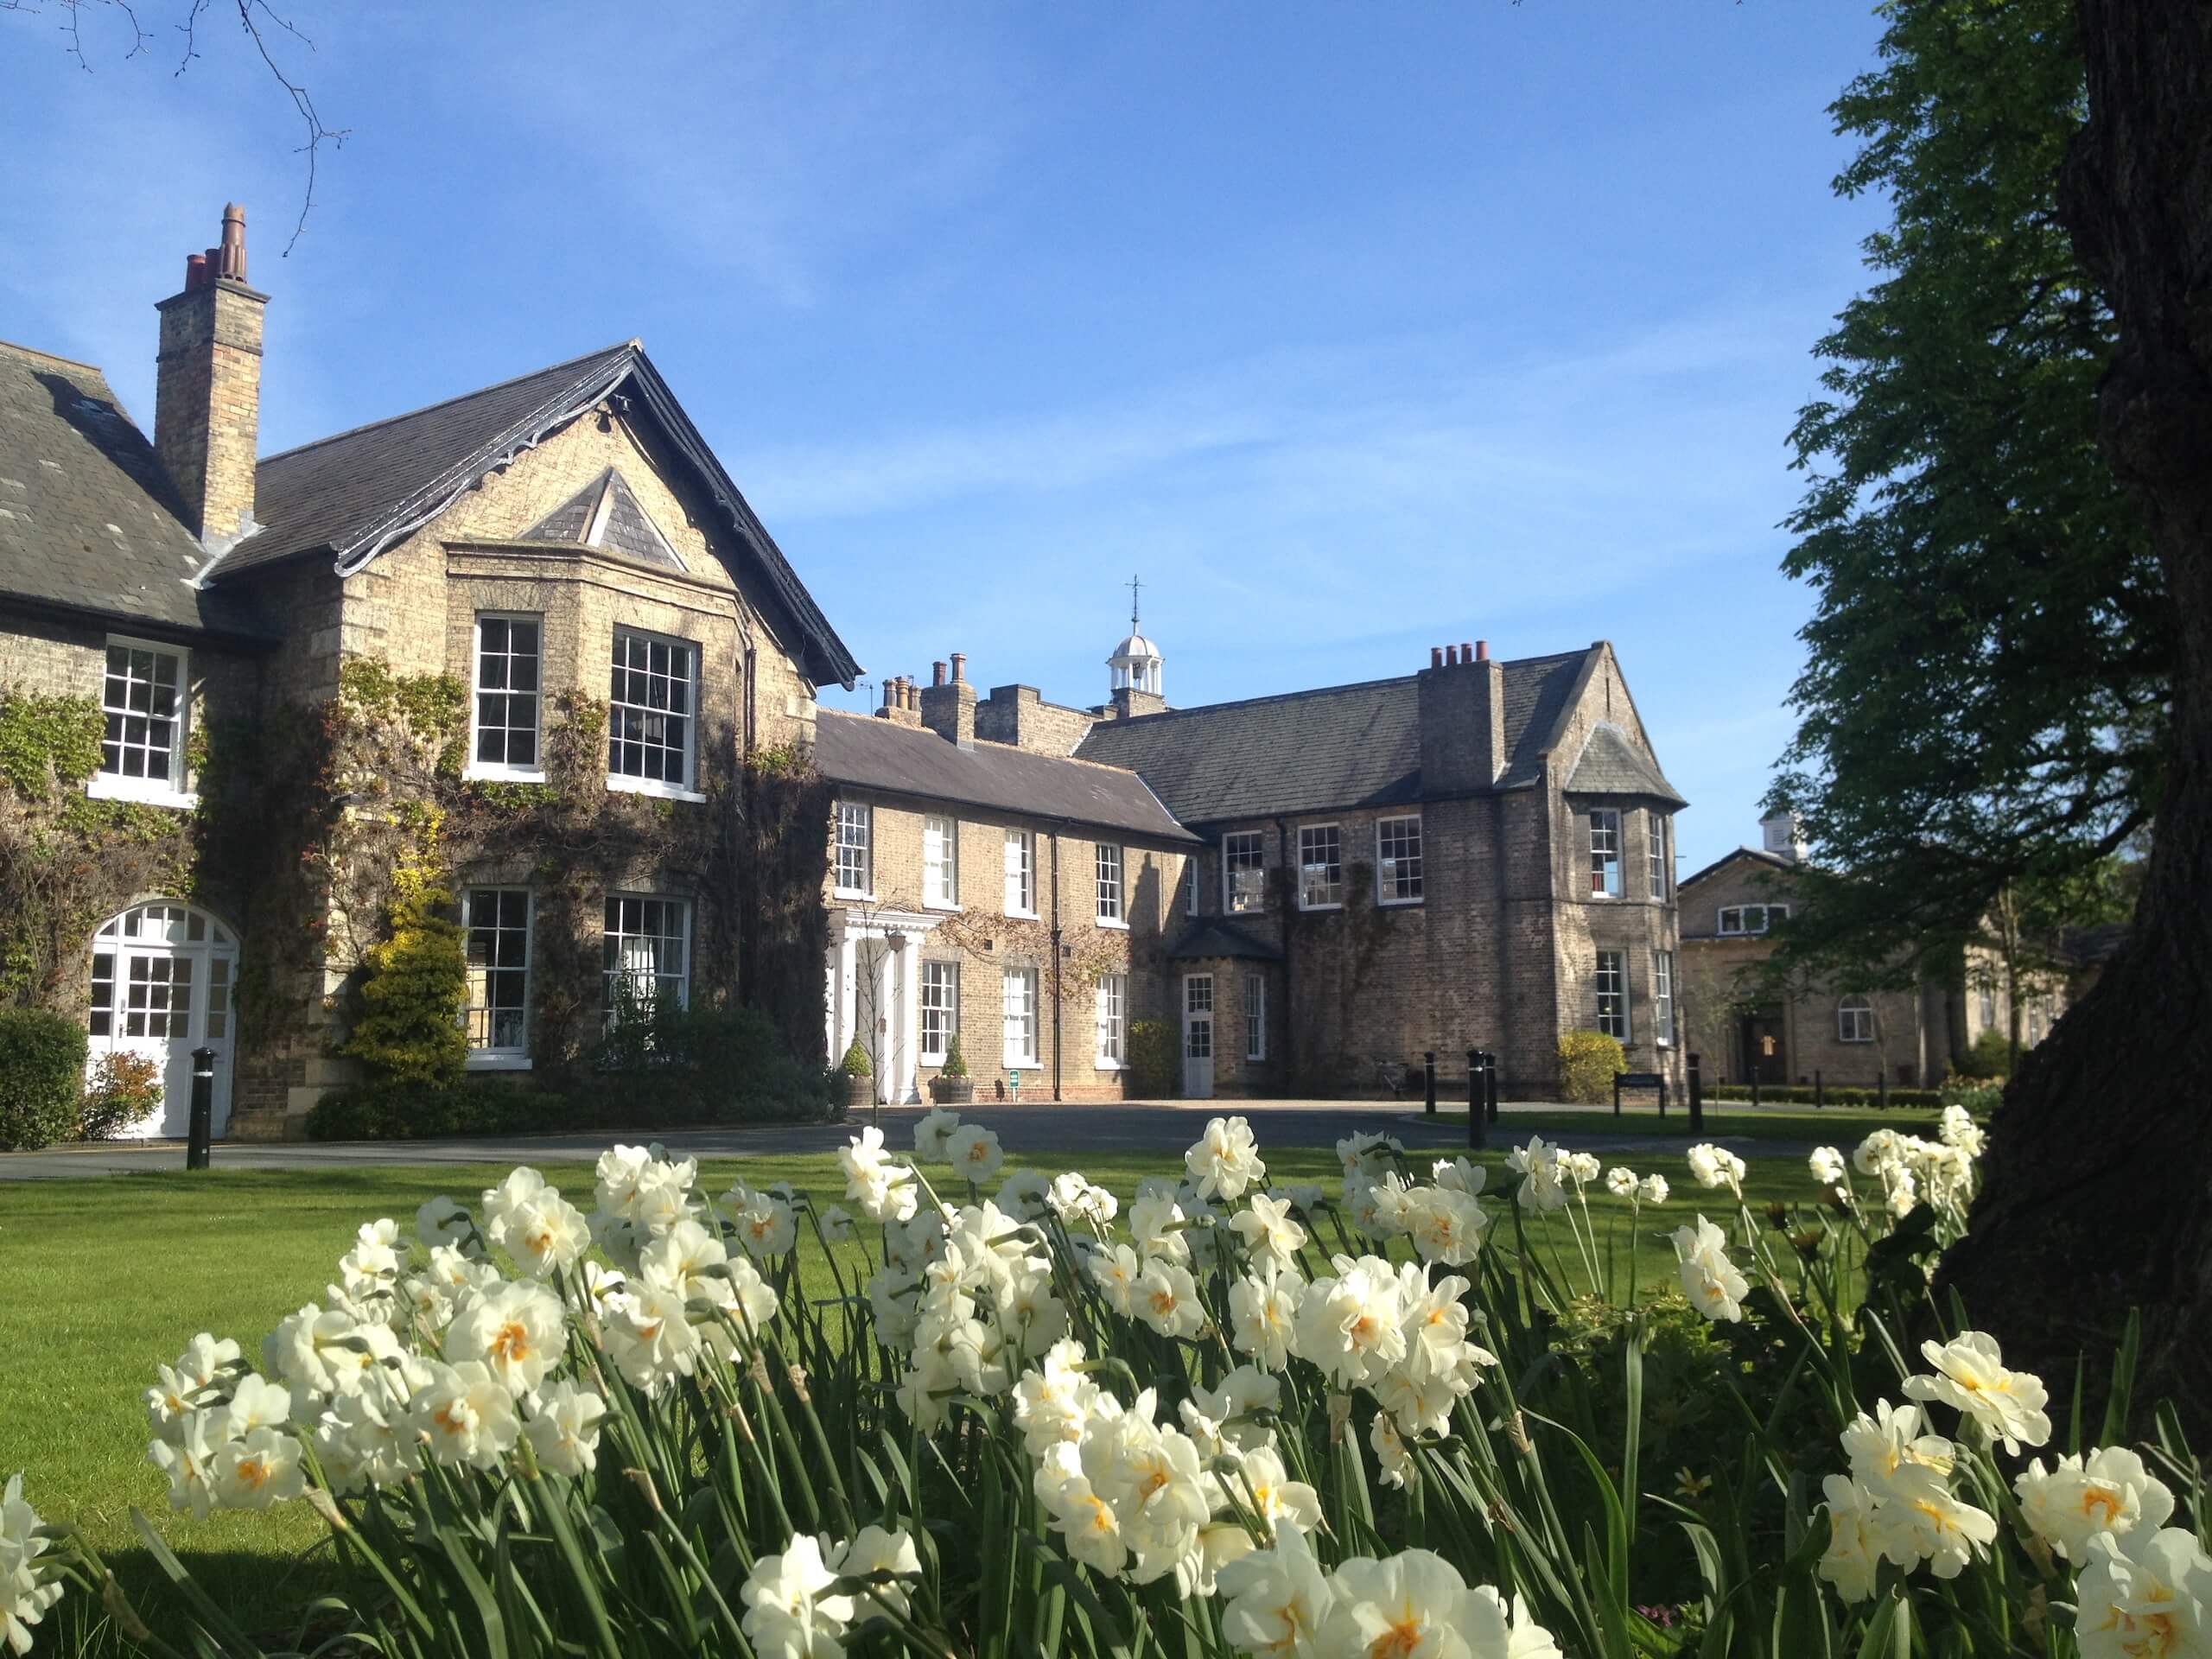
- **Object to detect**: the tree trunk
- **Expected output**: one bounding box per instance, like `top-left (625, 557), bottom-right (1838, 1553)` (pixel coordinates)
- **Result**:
top-left (1936, 1), bottom-right (2212, 1440)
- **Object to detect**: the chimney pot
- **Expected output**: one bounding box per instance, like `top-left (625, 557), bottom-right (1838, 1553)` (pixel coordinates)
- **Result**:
top-left (183, 253), bottom-right (209, 290)
top-left (1476, 639), bottom-right (1489, 662)
top-left (219, 203), bottom-right (247, 283)
top-left (906, 681), bottom-right (919, 711)
top-left (1460, 641), bottom-right (1474, 664)
top-left (950, 652), bottom-right (967, 683)
top-left (1445, 645), bottom-right (1459, 666)
top-left (931, 661), bottom-right (948, 687)
top-left (1429, 645), bottom-right (1444, 669)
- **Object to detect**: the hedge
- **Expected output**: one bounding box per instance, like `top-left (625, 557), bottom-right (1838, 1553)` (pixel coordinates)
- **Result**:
top-left (1703, 1082), bottom-right (1943, 1110)
top-left (1557, 1029), bottom-right (1626, 1104)
top-left (0, 1008), bottom-right (88, 1151)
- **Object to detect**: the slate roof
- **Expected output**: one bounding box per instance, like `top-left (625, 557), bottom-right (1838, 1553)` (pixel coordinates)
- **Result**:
top-left (1072, 650), bottom-right (1596, 825)
top-left (1563, 721), bottom-right (1687, 807)
top-left (1166, 919), bottom-right (1282, 963)
top-left (207, 342), bottom-right (861, 686)
top-left (523, 467), bottom-right (684, 571)
top-left (0, 342), bottom-right (270, 639)
top-left (1677, 844), bottom-right (1797, 894)
top-left (814, 710), bottom-right (1198, 845)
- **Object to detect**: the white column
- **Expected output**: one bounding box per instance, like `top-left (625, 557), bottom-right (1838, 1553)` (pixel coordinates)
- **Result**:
top-left (824, 949), bottom-right (838, 1065)
top-left (836, 933), bottom-right (858, 1058)
top-left (899, 933), bottom-right (923, 1104)
top-left (873, 943), bottom-right (895, 1105)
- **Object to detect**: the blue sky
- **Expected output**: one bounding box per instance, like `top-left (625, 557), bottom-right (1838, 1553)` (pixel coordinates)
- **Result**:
top-left (2, 3), bottom-right (1887, 876)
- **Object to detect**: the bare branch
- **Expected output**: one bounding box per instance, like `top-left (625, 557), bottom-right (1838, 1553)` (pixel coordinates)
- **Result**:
top-left (229, 0), bottom-right (346, 255)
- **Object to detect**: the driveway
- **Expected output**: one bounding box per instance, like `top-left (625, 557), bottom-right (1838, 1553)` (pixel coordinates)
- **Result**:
top-left (0, 1098), bottom-right (1735, 1181)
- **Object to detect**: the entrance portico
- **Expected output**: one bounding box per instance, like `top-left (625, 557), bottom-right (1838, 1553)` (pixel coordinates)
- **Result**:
top-left (824, 907), bottom-right (941, 1105)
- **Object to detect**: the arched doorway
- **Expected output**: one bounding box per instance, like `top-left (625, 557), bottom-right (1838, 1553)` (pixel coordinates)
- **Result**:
top-left (86, 902), bottom-right (239, 1139)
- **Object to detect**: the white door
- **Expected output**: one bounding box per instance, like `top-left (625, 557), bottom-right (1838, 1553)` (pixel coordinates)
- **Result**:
top-left (87, 903), bottom-right (238, 1139)
top-left (1182, 974), bottom-right (1215, 1100)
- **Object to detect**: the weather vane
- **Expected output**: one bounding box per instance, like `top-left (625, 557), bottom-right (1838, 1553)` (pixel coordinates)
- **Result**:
top-left (1128, 573), bottom-right (1142, 632)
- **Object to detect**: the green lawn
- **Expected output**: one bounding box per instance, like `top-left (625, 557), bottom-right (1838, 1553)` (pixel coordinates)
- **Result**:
top-left (0, 1135), bottom-right (1817, 1648)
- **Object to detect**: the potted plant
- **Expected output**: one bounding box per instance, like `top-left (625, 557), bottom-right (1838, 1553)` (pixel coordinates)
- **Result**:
top-left (840, 1037), bottom-right (874, 1113)
top-left (929, 1033), bottom-right (975, 1105)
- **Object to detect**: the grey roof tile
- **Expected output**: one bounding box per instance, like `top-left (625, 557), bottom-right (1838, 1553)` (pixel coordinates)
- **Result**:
top-left (814, 710), bottom-right (1198, 845)
top-left (1073, 651), bottom-right (1594, 825)
top-left (0, 342), bottom-right (270, 639)
top-left (1563, 721), bottom-right (1687, 806)
top-left (1166, 919), bottom-right (1282, 962)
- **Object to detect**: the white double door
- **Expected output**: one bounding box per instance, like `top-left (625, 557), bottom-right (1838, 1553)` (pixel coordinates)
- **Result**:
top-left (87, 903), bottom-right (238, 1138)
top-left (1182, 973), bottom-right (1215, 1099)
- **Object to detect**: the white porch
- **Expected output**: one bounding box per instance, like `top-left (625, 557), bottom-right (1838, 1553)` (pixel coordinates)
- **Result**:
top-left (823, 907), bottom-right (942, 1105)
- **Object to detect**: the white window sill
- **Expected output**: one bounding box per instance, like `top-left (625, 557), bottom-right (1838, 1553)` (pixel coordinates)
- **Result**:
top-left (921, 1054), bottom-right (949, 1068)
top-left (1378, 896), bottom-right (1424, 909)
top-left (1299, 901), bottom-right (1343, 913)
top-left (925, 900), bottom-right (963, 913)
top-left (465, 1053), bottom-right (533, 1071)
top-left (607, 775), bottom-right (705, 804)
top-left (1002, 1059), bottom-right (1043, 1071)
top-left (834, 888), bottom-right (876, 903)
top-left (1227, 905), bottom-right (1267, 918)
top-left (1006, 908), bottom-right (1040, 922)
top-left (465, 765), bottom-right (547, 785)
top-left (1096, 917), bottom-right (1129, 931)
top-left (1094, 1058), bottom-right (1127, 1071)
top-left (87, 775), bottom-right (198, 810)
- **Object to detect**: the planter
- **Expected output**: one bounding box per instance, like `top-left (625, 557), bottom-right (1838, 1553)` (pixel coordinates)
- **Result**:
top-left (929, 1077), bottom-right (976, 1106)
top-left (845, 1072), bottom-right (874, 1113)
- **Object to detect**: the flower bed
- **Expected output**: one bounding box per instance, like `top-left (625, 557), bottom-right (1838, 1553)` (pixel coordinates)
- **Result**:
top-left (5, 1104), bottom-right (2201, 1657)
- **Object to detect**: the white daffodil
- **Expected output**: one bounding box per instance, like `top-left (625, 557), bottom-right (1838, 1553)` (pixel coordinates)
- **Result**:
top-left (1465, 1585), bottom-right (1565, 1659)
top-left (946, 1123), bottom-right (1006, 1185)
top-left (1505, 1137), bottom-right (1567, 1212)
top-left (1012, 1338), bottom-right (1100, 1456)
top-left (913, 1106), bottom-right (962, 1161)
top-left (732, 1192), bottom-right (798, 1261)
top-left (219, 1373), bottom-right (292, 1440)
top-left (1605, 1166), bottom-right (1638, 1198)
top-left (489, 1190), bottom-right (592, 1278)
top-left (1936, 1104), bottom-right (1986, 1158)
top-left (1318, 1548), bottom-right (1471, 1659)
top-left (1187, 1115), bottom-right (1267, 1201)
top-left (1687, 1142), bottom-right (1747, 1198)
top-left (148, 1410), bottom-right (224, 1519)
top-left (1134, 1258), bottom-right (1206, 1340)
top-left (817, 1205), bottom-right (855, 1243)
top-left (2015, 1446), bottom-right (2176, 1561)
top-left (1232, 1191), bottom-right (1310, 1275)
top-left (0, 1475), bottom-right (62, 1659)
top-left (1887, 1476), bottom-right (1999, 1579)
top-left (1903, 1332), bottom-right (2052, 1454)
top-left (1191, 1365), bottom-right (1284, 1455)
top-left (995, 1169), bottom-right (1053, 1221)
top-left (447, 1281), bottom-right (567, 1396)
top-left (1433, 1157), bottom-right (1487, 1198)
top-left (2073, 1527), bottom-right (2212, 1659)
top-left (1809, 1146), bottom-right (1848, 1187)
top-left (1400, 1185), bottom-right (1488, 1268)
top-left (1294, 1256), bottom-right (1408, 1389)
top-left (1046, 1171), bottom-right (1119, 1226)
top-left (416, 1195), bottom-right (479, 1255)
top-left (828, 1525), bottom-right (923, 1624)
top-left (1217, 1520), bottom-right (1333, 1659)
top-left (1336, 1130), bottom-right (1401, 1177)
top-left (1638, 1173), bottom-right (1669, 1205)
top-left (740, 1533), bottom-right (854, 1659)
top-left (213, 1426), bottom-right (306, 1510)
top-left (312, 1389), bottom-right (417, 1493)
top-left (409, 1361), bottom-right (521, 1471)
top-left (1230, 1268), bottom-right (1302, 1372)
top-left (1817, 1473), bottom-right (1885, 1604)
top-left (1035, 1446), bottom-right (1129, 1576)
top-left (1841, 1400), bottom-right (1956, 1495)
top-left (1673, 1215), bottom-right (1750, 1323)
top-left (1369, 1412), bottom-right (1419, 1491)
top-left (145, 1332), bottom-right (242, 1445)
top-left (524, 1380), bottom-right (607, 1478)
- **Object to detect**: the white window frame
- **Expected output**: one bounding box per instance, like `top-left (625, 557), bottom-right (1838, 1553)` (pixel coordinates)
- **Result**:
top-left (1838, 996), bottom-right (1875, 1044)
top-left (1590, 809), bottom-right (1623, 899)
top-left (464, 613), bottom-right (545, 784)
top-left (463, 887), bottom-right (534, 1068)
top-left (602, 894), bottom-right (691, 1026)
top-left (923, 815), bottom-right (960, 910)
top-left (1002, 966), bottom-right (1039, 1069)
top-left (1223, 830), bottom-right (1267, 914)
top-left (1245, 974), bottom-right (1267, 1061)
top-left (1095, 972), bottom-right (1126, 1068)
top-left (88, 636), bottom-right (197, 808)
top-left (1095, 842), bottom-right (1127, 928)
top-left (1185, 855), bottom-right (1199, 917)
top-left (1595, 949), bottom-right (1629, 1041)
top-left (1717, 903), bottom-right (1789, 938)
top-left (1648, 812), bottom-right (1669, 898)
top-left (1653, 948), bottom-right (1675, 1047)
top-left (920, 960), bottom-right (958, 1065)
top-left (834, 800), bottom-right (874, 899)
top-left (1004, 829), bottom-right (1037, 918)
top-left (1298, 823), bottom-right (1343, 911)
top-left (605, 626), bottom-right (704, 803)
top-left (1376, 815), bottom-right (1423, 906)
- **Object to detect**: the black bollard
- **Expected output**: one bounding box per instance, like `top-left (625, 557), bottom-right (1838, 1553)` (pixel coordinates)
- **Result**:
top-left (186, 1046), bottom-right (215, 1170)
top-left (1485, 1049), bottom-right (1501, 1125)
top-left (1423, 1052), bottom-right (1437, 1116)
top-left (1815, 1068), bottom-right (1824, 1111)
top-left (1465, 1048), bottom-right (1487, 1151)
top-left (1688, 1051), bottom-right (1705, 1135)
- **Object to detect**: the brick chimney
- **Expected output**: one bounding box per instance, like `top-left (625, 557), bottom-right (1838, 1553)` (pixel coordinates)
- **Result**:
top-left (877, 676), bottom-right (923, 728)
top-left (155, 203), bottom-right (267, 547)
top-left (1417, 639), bottom-right (1505, 793)
top-left (919, 651), bottom-right (976, 747)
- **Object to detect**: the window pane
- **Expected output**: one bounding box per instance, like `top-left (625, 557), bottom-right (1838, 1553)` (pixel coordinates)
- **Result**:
top-left (604, 895), bottom-right (688, 1026)
top-left (99, 643), bottom-right (185, 784)
top-left (607, 630), bottom-right (696, 786)
top-left (1224, 831), bottom-right (1267, 913)
top-left (1378, 817), bottom-right (1422, 903)
top-left (466, 888), bottom-right (531, 1052)
top-left (474, 617), bottom-right (542, 770)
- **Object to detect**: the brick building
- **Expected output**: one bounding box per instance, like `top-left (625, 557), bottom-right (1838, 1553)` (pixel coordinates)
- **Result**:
top-left (1676, 816), bottom-right (2068, 1089)
top-left (3, 206), bottom-right (1692, 1133)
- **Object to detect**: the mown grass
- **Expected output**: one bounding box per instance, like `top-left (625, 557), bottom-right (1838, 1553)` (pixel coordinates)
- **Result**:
top-left (0, 1133), bottom-right (1822, 1648)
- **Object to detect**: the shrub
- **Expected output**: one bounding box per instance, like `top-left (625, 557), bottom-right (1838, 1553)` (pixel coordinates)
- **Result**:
top-left (78, 1050), bottom-right (162, 1140)
top-left (345, 830), bottom-right (468, 1084)
top-left (0, 1008), bottom-right (87, 1150)
top-left (1557, 1027), bottom-right (1625, 1103)
top-left (1705, 1082), bottom-right (1944, 1110)
top-left (839, 1035), bottom-right (873, 1077)
top-left (938, 1030), bottom-right (969, 1079)
top-left (1126, 1017), bottom-right (1176, 1096)
top-left (1938, 1073), bottom-right (2005, 1116)
top-left (1954, 1027), bottom-right (2012, 1080)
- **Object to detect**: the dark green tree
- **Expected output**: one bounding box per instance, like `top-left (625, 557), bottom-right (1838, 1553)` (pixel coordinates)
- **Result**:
top-left (1772, 0), bottom-right (2168, 988)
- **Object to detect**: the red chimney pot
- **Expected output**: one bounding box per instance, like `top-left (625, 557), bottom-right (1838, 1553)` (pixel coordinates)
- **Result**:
top-left (1429, 645), bottom-right (1444, 669)
top-left (1476, 639), bottom-right (1489, 662)
top-left (931, 661), bottom-right (947, 687)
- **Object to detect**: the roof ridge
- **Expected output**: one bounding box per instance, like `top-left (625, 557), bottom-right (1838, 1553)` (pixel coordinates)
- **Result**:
top-left (0, 339), bottom-right (108, 375)
top-left (826, 709), bottom-right (1142, 777)
top-left (1097, 648), bottom-right (1592, 728)
top-left (255, 341), bottom-right (637, 466)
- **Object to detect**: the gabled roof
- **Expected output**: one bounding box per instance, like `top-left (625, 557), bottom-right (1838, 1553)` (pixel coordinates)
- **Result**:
top-left (524, 467), bottom-right (683, 571)
top-left (1564, 721), bottom-right (1687, 806)
top-left (0, 342), bottom-right (270, 640)
top-left (814, 710), bottom-right (1198, 846)
top-left (209, 342), bottom-right (861, 686)
top-left (1071, 650), bottom-right (1592, 825)
top-left (1677, 844), bottom-right (1799, 893)
top-left (1166, 919), bottom-right (1282, 962)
